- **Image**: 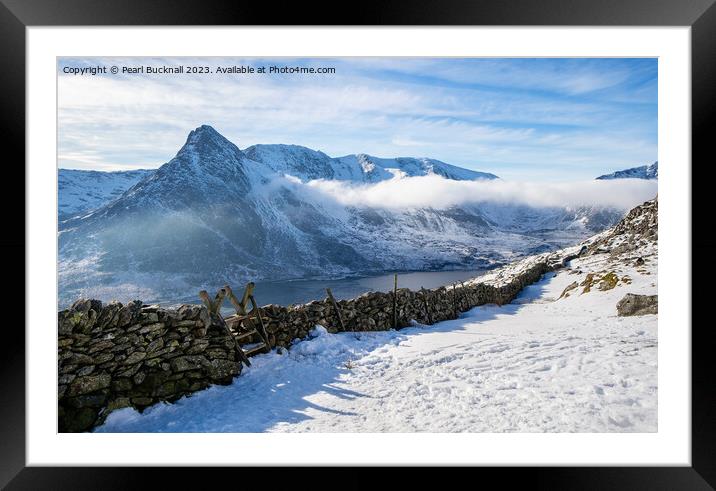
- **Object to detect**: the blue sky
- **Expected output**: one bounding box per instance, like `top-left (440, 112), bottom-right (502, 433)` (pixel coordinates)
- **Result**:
top-left (58, 57), bottom-right (657, 181)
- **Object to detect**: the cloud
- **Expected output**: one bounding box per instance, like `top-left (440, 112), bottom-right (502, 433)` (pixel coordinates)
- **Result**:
top-left (57, 57), bottom-right (657, 180)
top-left (282, 174), bottom-right (657, 211)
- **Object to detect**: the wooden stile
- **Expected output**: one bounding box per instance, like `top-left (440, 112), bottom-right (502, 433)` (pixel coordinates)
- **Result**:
top-left (200, 282), bottom-right (270, 368)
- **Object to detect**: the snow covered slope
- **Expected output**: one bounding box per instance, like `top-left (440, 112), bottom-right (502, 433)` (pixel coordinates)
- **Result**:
top-left (58, 168), bottom-right (154, 219)
top-left (97, 198), bottom-right (658, 433)
top-left (244, 144), bottom-right (498, 182)
top-left (596, 161), bottom-right (658, 180)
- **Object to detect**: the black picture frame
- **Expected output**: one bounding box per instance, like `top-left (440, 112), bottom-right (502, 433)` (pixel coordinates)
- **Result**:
top-left (4, 0), bottom-right (714, 488)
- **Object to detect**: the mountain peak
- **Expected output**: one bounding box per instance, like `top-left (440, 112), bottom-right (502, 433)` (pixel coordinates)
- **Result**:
top-left (177, 125), bottom-right (246, 162)
top-left (185, 124), bottom-right (228, 145)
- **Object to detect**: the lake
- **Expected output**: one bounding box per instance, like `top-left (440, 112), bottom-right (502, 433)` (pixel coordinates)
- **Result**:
top-left (226, 269), bottom-right (488, 309)
top-left (58, 268), bottom-right (490, 312)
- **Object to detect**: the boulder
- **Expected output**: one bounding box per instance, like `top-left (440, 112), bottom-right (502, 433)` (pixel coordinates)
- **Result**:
top-left (617, 293), bottom-right (658, 316)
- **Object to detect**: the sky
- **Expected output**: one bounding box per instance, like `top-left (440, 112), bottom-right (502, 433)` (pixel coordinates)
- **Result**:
top-left (57, 57), bottom-right (657, 181)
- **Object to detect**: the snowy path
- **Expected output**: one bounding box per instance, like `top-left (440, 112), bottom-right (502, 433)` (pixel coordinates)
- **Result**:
top-left (97, 255), bottom-right (657, 433)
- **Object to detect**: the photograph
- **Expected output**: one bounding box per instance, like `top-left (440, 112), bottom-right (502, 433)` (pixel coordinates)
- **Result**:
top-left (55, 56), bottom-right (660, 434)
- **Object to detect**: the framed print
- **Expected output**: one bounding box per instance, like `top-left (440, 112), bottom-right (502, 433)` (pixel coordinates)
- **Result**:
top-left (5, 0), bottom-right (715, 487)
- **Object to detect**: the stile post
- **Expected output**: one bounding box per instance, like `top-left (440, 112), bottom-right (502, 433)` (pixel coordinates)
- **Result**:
top-left (393, 273), bottom-right (398, 329)
top-left (249, 294), bottom-right (270, 350)
top-left (224, 284), bottom-right (247, 315)
top-left (326, 288), bottom-right (346, 331)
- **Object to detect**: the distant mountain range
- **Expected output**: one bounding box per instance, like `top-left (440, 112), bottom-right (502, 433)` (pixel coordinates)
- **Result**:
top-left (59, 168), bottom-right (154, 219)
top-left (58, 125), bottom-right (628, 305)
top-left (596, 161), bottom-right (658, 180)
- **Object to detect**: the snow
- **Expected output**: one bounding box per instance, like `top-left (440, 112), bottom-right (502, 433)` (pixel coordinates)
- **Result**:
top-left (596, 161), bottom-right (658, 180)
top-left (58, 168), bottom-right (154, 219)
top-left (96, 245), bottom-right (657, 433)
top-left (244, 143), bottom-right (499, 183)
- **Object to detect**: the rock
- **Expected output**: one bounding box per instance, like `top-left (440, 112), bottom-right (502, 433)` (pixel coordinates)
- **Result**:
top-left (199, 308), bottom-right (211, 328)
top-left (189, 381), bottom-right (209, 392)
top-left (617, 293), bottom-right (658, 316)
top-left (558, 281), bottom-right (578, 299)
top-left (58, 373), bottom-right (76, 385)
top-left (58, 305), bottom-right (98, 335)
top-left (133, 371), bottom-right (146, 385)
top-left (123, 351), bottom-right (147, 365)
top-left (175, 378), bottom-right (191, 392)
top-left (110, 342), bottom-right (131, 353)
top-left (205, 348), bottom-right (229, 360)
top-left (186, 339), bottom-right (209, 354)
top-left (96, 301), bottom-right (123, 329)
top-left (176, 305), bottom-right (193, 320)
top-left (208, 359), bottom-right (240, 380)
top-left (117, 300), bottom-right (143, 327)
top-left (67, 374), bottom-right (111, 396)
top-left (92, 352), bottom-right (114, 364)
top-left (62, 407), bottom-right (98, 432)
top-left (107, 397), bottom-right (131, 411)
top-left (88, 340), bottom-right (114, 354)
top-left (170, 356), bottom-right (206, 372)
top-left (77, 365), bottom-right (95, 376)
top-left (66, 393), bottom-right (107, 408)
top-left (598, 272), bottom-right (619, 291)
top-left (139, 322), bottom-right (164, 335)
top-left (137, 372), bottom-right (169, 393)
top-left (69, 353), bottom-right (95, 366)
top-left (115, 363), bottom-right (142, 378)
top-left (147, 337), bottom-right (165, 353)
top-left (143, 358), bottom-right (161, 368)
top-left (145, 347), bottom-right (173, 360)
top-left (131, 397), bottom-right (154, 407)
top-left (155, 381), bottom-right (177, 397)
top-left (111, 378), bottom-right (134, 392)
top-left (71, 298), bottom-right (102, 313)
top-left (60, 364), bottom-right (78, 374)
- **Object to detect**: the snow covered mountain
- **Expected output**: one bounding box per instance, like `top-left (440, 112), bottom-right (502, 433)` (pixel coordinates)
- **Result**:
top-left (58, 136), bottom-right (496, 221)
top-left (58, 125), bottom-right (626, 306)
top-left (58, 168), bottom-right (154, 219)
top-left (596, 161), bottom-right (658, 180)
top-left (244, 144), bottom-right (498, 182)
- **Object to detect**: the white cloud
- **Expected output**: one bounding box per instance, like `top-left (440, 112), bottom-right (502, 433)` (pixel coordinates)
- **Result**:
top-left (57, 57), bottom-right (657, 180)
top-left (286, 174), bottom-right (657, 211)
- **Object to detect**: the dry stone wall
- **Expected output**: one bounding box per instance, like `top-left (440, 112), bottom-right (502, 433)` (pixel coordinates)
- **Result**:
top-left (58, 301), bottom-right (241, 432)
top-left (58, 248), bottom-right (577, 432)
top-left (259, 258), bottom-right (558, 346)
